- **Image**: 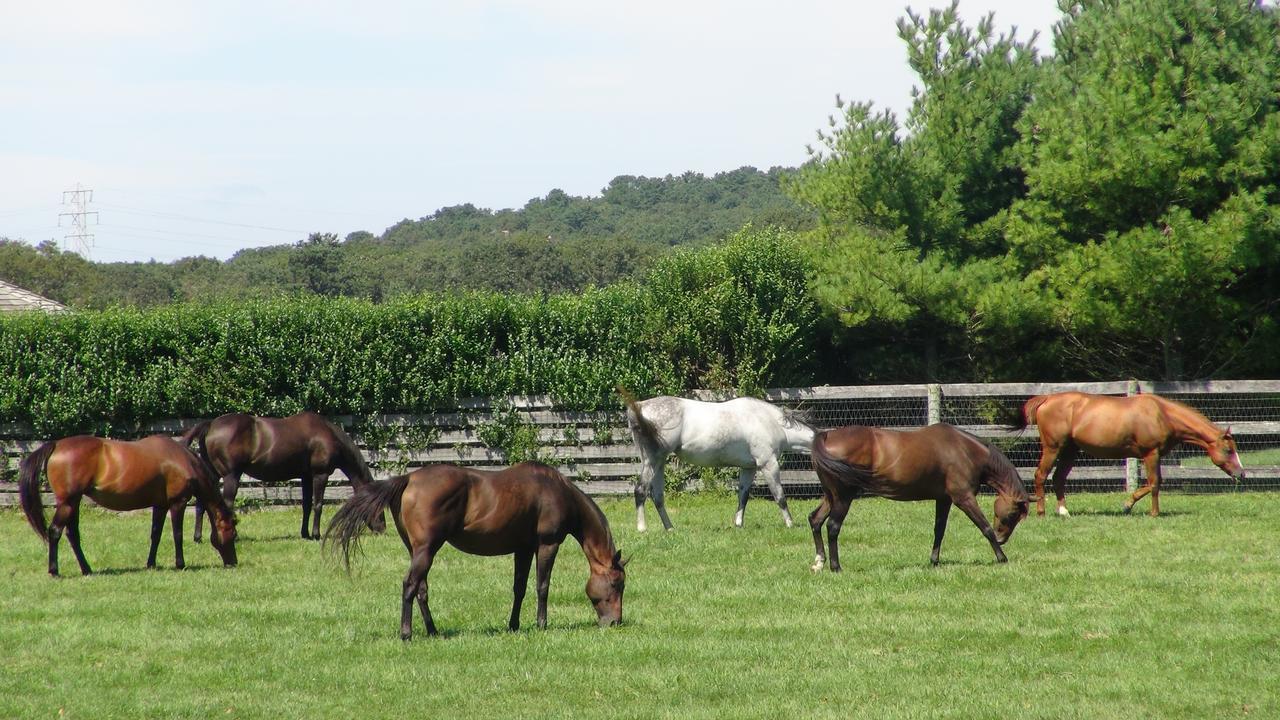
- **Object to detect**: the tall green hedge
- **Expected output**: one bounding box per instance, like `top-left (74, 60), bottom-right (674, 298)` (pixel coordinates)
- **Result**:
top-left (0, 227), bottom-right (819, 436)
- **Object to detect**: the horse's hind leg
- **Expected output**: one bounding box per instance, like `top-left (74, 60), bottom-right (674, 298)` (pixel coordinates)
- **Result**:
top-left (952, 493), bottom-right (1007, 563)
top-left (1050, 445), bottom-right (1079, 517)
top-left (930, 498), bottom-right (953, 566)
top-left (649, 462), bottom-right (674, 531)
top-left (734, 468), bottom-right (754, 528)
top-left (300, 473), bottom-right (315, 539)
top-left (1032, 444), bottom-right (1062, 517)
top-left (634, 457), bottom-right (661, 532)
top-left (808, 494), bottom-right (831, 571)
top-left (825, 496), bottom-right (853, 572)
top-left (62, 498), bottom-right (91, 576)
top-left (308, 472), bottom-right (330, 540)
top-left (46, 499), bottom-right (80, 577)
top-left (146, 506), bottom-right (166, 569)
top-left (762, 459), bottom-right (792, 528)
top-left (169, 500), bottom-right (186, 569)
top-left (401, 542), bottom-right (440, 640)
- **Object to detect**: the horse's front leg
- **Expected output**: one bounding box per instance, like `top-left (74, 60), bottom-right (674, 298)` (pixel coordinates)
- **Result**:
top-left (1123, 451), bottom-right (1163, 516)
top-left (930, 498), bottom-right (952, 566)
top-left (309, 472), bottom-right (330, 540)
top-left (808, 494), bottom-right (831, 571)
top-left (146, 505), bottom-right (166, 569)
top-left (300, 473), bottom-right (314, 539)
top-left (169, 499), bottom-right (186, 570)
top-left (534, 541), bottom-right (562, 629)
top-left (509, 550), bottom-right (533, 631)
top-left (952, 493), bottom-right (1007, 563)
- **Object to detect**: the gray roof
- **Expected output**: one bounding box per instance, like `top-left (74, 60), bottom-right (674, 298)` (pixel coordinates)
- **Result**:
top-left (0, 279), bottom-right (65, 313)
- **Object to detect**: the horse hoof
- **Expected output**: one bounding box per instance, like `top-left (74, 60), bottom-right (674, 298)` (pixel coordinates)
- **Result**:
top-left (1057, 507), bottom-right (1071, 518)
top-left (810, 557), bottom-right (824, 572)
top-left (1121, 503), bottom-right (1133, 514)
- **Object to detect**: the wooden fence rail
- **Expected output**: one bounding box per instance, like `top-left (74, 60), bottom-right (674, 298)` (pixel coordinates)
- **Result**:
top-left (3, 380), bottom-right (1278, 506)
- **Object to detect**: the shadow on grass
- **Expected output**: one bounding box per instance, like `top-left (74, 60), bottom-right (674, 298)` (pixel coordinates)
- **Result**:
top-left (84, 563), bottom-right (224, 577)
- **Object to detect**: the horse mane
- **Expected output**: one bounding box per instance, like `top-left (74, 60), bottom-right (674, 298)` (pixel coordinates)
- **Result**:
top-left (979, 441), bottom-right (1029, 501)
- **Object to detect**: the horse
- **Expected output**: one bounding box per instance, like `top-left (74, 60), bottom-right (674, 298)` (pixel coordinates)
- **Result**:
top-left (17, 435), bottom-right (238, 576)
top-left (808, 423), bottom-right (1028, 571)
top-left (182, 411), bottom-right (382, 541)
top-left (325, 461), bottom-right (625, 640)
top-left (621, 392), bottom-right (814, 531)
top-left (1007, 391), bottom-right (1246, 517)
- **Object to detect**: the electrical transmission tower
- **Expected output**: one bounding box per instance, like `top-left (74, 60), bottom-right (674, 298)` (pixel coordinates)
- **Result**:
top-left (59, 184), bottom-right (99, 257)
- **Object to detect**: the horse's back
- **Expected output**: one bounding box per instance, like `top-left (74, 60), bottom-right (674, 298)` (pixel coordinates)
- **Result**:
top-left (1038, 392), bottom-right (1171, 456)
top-left (49, 435), bottom-right (192, 509)
top-left (400, 462), bottom-right (570, 555)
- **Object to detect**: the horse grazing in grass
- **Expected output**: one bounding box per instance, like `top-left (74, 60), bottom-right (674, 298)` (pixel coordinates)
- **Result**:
top-left (182, 411), bottom-right (381, 541)
top-left (17, 435), bottom-right (238, 576)
top-left (1008, 391), bottom-right (1245, 517)
top-left (809, 423), bottom-right (1028, 571)
top-left (622, 392), bottom-right (814, 531)
top-left (326, 461), bottom-right (625, 640)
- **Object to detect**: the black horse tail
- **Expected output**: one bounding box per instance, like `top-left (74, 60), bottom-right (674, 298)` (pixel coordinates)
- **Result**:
top-left (180, 419), bottom-right (213, 461)
top-left (1002, 395), bottom-right (1047, 431)
top-left (617, 386), bottom-right (665, 455)
top-left (18, 441), bottom-right (57, 543)
top-left (810, 431), bottom-right (877, 490)
top-left (324, 474), bottom-right (409, 571)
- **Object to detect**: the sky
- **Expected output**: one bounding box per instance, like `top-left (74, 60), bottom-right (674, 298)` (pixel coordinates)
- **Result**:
top-left (0, 1), bottom-right (1063, 264)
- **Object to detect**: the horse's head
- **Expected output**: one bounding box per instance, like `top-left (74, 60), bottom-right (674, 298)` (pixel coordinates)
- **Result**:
top-left (586, 550), bottom-right (626, 628)
top-left (1207, 428), bottom-right (1246, 481)
top-left (993, 494), bottom-right (1028, 545)
top-left (208, 508), bottom-right (239, 567)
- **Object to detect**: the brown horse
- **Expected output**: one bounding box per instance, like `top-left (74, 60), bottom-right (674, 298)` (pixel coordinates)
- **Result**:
top-left (326, 462), bottom-right (625, 640)
top-left (1009, 391), bottom-right (1246, 517)
top-left (182, 411), bottom-right (381, 541)
top-left (809, 423), bottom-right (1028, 571)
top-left (17, 435), bottom-right (238, 576)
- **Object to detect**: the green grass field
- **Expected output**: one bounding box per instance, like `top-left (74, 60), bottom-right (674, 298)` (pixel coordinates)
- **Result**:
top-left (2, 491), bottom-right (1277, 720)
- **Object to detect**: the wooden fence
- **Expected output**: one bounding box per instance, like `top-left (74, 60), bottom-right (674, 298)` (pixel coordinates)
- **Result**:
top-left (3, 380), bottom-right (1278, 506)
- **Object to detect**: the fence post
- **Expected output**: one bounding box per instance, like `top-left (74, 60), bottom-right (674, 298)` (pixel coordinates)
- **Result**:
top-left (1125, 379), bottom-right (1140, 492)
top-left (927, 384), bottom-right (942, 426)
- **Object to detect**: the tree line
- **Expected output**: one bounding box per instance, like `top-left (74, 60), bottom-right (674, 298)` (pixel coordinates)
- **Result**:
top-left (2, 0), bottom-right (1277, 391)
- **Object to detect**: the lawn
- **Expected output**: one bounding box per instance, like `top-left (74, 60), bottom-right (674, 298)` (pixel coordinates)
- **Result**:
top-left (2, 491), bottom-right (1277, 720)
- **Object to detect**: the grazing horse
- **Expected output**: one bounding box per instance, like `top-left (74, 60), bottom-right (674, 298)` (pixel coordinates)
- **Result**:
top-left (809, 423), bottom-right (1028, 571)
top-left (326, 462), bottom-right (625, 640)
top-left (17, 435), bottom-right (238, 576)
top-left (1008, 391), bottom-right (1246, 517)
top-left (183, 411), bottom-right (381, 541)
top-left (622, 393), bottom-right (814, 531)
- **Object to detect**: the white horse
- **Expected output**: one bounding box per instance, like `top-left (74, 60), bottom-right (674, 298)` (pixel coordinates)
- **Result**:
top-left (622, 393), bottom-right (815, 531)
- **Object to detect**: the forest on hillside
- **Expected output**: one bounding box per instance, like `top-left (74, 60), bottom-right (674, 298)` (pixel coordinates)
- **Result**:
top-left (0, 166), bottom-right (810, 307)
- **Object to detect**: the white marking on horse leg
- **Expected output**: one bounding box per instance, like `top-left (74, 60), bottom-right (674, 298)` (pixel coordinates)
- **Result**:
top-left (810, 555), bottom-right (824, 572)
top-left (636, 506), bottom-right (647, 533)
top-left (1056, 505), bottom-right (1071, 518)
top-left (781, 507), bottom-right (794, 528)
top-left (734, 509), bottom-right (744, 527)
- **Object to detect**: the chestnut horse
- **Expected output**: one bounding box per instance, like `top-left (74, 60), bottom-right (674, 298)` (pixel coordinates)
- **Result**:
top-left (17, 435), bottom-right (238, 576)
top-left (1008, 392), bottom-right (1246, 517)
top-left (326, 462), bottom-right (625, 640)
top-left (182, 411), bottom-right (380, 541)
top-left (809, 423), bottom-right (1028, 571)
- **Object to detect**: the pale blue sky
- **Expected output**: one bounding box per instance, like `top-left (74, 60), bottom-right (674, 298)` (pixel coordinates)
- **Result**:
top-left (0, 1), bottom-right (1062, 263)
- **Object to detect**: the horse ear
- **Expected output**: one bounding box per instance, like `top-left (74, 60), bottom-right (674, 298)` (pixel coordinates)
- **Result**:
top-left (613, 549), bottom-right (626, 568)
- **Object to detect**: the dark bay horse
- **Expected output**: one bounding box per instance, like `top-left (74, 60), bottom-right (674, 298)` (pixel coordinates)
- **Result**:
top-left (1009, 391), bottom-right (1245, 517)
top-left (809, 423), bottom-right (1028, 571)
top-left (326, 461), bottom-right (625, 640)
top-left (183, 411), bottom-right (380, 540)
top-left (18, 435), bottom-right (238, 576)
